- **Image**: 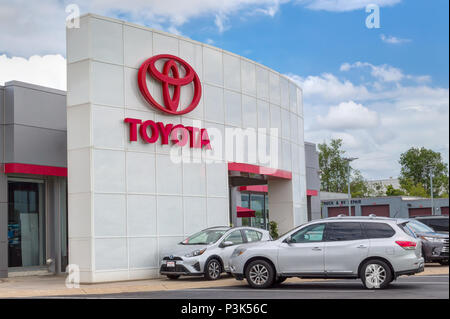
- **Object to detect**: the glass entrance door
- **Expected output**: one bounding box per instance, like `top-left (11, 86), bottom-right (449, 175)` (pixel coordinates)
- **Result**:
top-left (8, 181), bottom-right (46, 268)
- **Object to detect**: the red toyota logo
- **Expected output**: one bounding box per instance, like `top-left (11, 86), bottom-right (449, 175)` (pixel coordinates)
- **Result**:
top-left (138, 54), bottom-right (202, 115)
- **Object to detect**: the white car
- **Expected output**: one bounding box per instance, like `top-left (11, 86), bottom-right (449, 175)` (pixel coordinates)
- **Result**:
top-left (229, 216), bottom-right (424, 289)
top-left (160, 226), bottom-right (271, 280)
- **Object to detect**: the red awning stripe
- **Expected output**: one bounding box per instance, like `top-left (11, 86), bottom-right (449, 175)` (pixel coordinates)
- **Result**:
top-left (239, 185), bottom-right (268, 193)
top-left (4, 163), bottom-right (68, 177)
top-left (236, 206), bottom-right (256, 218)
top-left (307, 189), bottom-right (318, 196)
top-left (228, 162), bottom-right (292, 180)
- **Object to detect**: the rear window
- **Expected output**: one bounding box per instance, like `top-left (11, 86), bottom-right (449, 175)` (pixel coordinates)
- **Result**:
top-left (418, 218), bottom-right (449, 232)
top-left (398, 222), bottom-right (417, 238)
top-left (326, 222), bottom-right (365, 241)
top-left (244, 229), bottom-right (263, 242)
top-left (362, 222), bottom-right (395, 239)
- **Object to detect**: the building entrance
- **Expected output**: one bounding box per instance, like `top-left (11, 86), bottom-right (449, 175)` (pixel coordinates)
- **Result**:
top-left (8, 180), bottom-right (46, 268)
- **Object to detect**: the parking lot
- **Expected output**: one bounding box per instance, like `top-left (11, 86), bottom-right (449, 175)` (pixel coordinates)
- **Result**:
top-left (1, 263), bottom-right (447, 299)
top-left (45, 274), bottom-right (447, 299)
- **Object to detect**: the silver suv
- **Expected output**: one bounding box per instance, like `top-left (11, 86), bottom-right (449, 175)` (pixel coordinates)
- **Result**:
top-left (229, 216), bottom-right (424, 289)
top-left (160, 226), bottom-right (271, 280)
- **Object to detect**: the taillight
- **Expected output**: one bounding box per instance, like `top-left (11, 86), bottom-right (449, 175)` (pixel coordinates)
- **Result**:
top-left (395, 241), bottom-right (417, 250)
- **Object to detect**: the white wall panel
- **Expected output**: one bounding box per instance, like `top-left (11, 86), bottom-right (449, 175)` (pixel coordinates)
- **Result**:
top-left (67, 14), bottom-right (305, 282)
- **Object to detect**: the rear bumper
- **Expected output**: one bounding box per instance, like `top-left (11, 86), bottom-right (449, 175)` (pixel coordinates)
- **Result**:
top-left (395, 262), bottom-right (425, 277)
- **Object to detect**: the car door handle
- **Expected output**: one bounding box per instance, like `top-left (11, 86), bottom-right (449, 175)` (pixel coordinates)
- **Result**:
top-left (357, 245), bottom-right (368, 249)
top-left (312, 247), bottom-right (322, 251)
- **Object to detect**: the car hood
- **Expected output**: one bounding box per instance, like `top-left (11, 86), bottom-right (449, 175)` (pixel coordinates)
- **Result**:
top-left (415, 232), bottom-right (448, 239)
top-left (161, 244), bottom-right (210, 257)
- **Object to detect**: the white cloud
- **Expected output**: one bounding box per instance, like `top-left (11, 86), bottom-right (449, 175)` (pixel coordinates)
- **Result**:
top-left (296, 0), bottom-right (401, 12)
top-left (340, 61), bottom-right (404, 82)
top-left (1, 0), bottom-right (405, 57)
top-left (340, 61), bottom-right (430, 84)
top-left (294, 62), bottom-right (449, 179)
top-left (380, 34), bottom-right (411, 44)
top-left (0, 54), bottom-right (66, 90)
top-left (317, 101), bottom-right (379, 130)
top-left (0, 0), bottom-right (287, 57)
top-left (288, 73), bottom-right (370, 103)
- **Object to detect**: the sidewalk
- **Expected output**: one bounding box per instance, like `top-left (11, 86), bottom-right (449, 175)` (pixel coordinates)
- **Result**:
top-left (1, 264), bottom-right (447, 298)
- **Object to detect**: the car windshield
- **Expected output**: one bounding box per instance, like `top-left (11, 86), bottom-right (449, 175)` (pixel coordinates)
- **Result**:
top-left (407, 219), bottom-right (435, 234)
top-left (181, 229), bottom-right (228, 245)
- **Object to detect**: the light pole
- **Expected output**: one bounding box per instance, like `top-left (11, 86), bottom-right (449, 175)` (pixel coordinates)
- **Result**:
top-left (425, 165), bottom-right (435, 215)
top-left (344, 157), bottom-right (358, 216)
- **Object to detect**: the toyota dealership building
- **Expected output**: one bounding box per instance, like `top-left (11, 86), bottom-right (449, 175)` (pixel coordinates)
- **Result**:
top-left (0, 14), bottom-right (312, 282)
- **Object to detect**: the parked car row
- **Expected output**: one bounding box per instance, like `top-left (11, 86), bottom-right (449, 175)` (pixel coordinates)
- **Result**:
top-left (160, 226), bottom-right (271, 280)
top-left (160, 216), bottom-right (449, 290)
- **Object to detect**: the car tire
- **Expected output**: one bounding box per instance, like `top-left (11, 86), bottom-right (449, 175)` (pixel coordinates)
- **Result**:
top-left (166, 275), bottom-right (180, 280)
top-left (245, 260), bottom-right (275, 289)
top-left (204, 259), bottom-right (222, 281)
top-left (360, 260), bottom-right (392, 289)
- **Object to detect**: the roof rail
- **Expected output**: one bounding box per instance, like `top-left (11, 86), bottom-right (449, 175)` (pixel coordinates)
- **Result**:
top-left (368, 214), bottom-right (377, 218)
top-left (337, 214), bottom-right (346, 218)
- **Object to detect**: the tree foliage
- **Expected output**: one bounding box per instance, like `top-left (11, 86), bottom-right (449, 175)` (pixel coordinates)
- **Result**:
top-left (349, 170), bottom-right (370, 198)
top-left (385, 185), bottom-right (406, 196)
top-left (318, 139), bottom-right (350, 193)
top-left (399, 147), bottom-right (449, 197)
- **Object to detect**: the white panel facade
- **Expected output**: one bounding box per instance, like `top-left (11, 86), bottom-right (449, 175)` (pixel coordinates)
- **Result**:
top-left (67, 14), bottom-right (306, 282)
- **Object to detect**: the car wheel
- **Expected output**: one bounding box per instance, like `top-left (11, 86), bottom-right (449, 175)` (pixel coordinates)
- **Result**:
top-left (360, 260), bottom-right (392, 289)
top-left (204, 259), bottom-right (222, 280)
top-left (245, 260), bottom-right (275, 289)
top-left (166, 275), bottom-right (180, 280)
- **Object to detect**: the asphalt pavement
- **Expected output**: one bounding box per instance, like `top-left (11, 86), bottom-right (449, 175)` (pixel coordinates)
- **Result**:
top-left (44, 274), bottom-right (448, 299)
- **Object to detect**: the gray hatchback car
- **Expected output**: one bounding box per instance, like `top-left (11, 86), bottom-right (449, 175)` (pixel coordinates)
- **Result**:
top-left (160, 226), bottom-right (271, 280)
top-left (229, 216), bottom-right (424, 289)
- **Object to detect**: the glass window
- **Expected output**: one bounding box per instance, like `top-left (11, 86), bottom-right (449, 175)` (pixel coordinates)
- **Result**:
top-left (327, 222), bottom-right (365, 241)
top-left (398, 222), bottom-right (416, 238)
top-left (181, 229), bottom-right (228, 245)
top-left (250, 194), bottom-right (265, 229)
top-left (419, 218), bottom-right (449, 232)
top-left (8, 181), bottom-right (46, 267)
top-left (362, 222), bottom-right (395, 238)
top-left (406, 219), bottom-right (434, 234)
top-left (244, 229), bottom-right (262, 242)
top-left (290, 224), bottom-right (325, 243)
top-left (240, 194), bottom-right (251, 227)
top-left (224, 230), bottom-right (245, 245)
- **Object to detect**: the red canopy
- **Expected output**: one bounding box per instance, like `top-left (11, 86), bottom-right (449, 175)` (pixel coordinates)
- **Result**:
top-left (236, 206), bottom-right (256, 218)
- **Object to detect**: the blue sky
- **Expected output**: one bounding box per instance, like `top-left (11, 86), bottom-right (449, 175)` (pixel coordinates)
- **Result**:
top-left (0, 0), bottom-right (448, 180)
top-left (183, 0), bottom-right (448, 87)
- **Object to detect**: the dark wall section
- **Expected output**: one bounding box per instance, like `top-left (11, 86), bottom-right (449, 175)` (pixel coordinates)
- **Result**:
top-left (2, 81), bottom-right (67, 167)
top-left (0, 86), bottom-right (7, 277)
top-left (305, 142), bottom-right (321, 220)
top-left (0, 81), bottom-right (67, 278)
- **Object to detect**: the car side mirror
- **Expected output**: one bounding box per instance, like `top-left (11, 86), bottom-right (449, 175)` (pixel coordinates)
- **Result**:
top-left (284, 236), bottom-right (293, 244)
top-left (221, 241), bottom-right (234, 248)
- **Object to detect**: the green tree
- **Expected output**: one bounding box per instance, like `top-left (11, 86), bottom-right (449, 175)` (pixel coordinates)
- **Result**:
top-left (385, 184), bottom-right (405, 196)
top-left (349, 170), bottom-right (370, 197)
top-left (399, 147), bottom-right (449, 197)
top-left (318, 139), bottom-right (349, 193)
top-left (401, 178), bottom-right (429, 198)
